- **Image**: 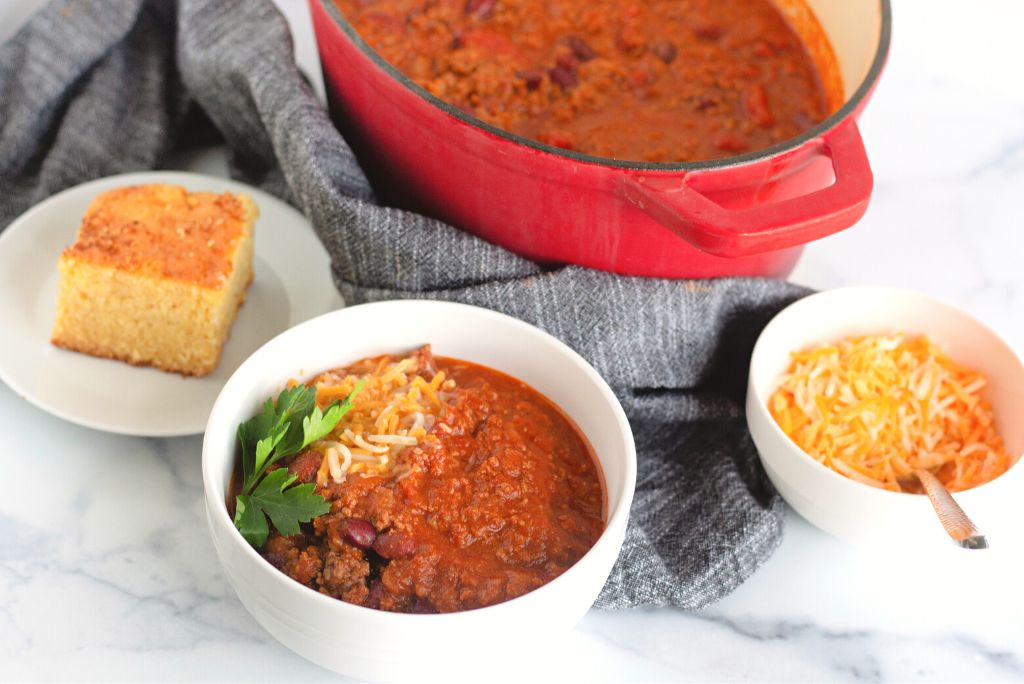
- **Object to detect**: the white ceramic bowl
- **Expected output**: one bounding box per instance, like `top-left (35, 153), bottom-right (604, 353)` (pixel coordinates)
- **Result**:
top-left (747, 286), bottom-right (1024, 548)
top-left (202, 300), bottom-right (636, 680)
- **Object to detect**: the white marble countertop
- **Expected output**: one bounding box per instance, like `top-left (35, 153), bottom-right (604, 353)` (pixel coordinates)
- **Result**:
top-left (2, 0), bottom-right (1023, 681)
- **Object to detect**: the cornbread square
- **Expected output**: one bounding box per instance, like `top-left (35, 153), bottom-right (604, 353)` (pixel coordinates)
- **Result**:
top-left (51, 184), bottom-right (257, 377)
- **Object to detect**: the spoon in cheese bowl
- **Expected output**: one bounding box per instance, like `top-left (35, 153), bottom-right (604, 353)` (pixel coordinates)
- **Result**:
top-left (900, 468), bottom-right (989, 549)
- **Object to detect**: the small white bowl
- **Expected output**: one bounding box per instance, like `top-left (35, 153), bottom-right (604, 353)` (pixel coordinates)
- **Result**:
top-left (747, 286), bottom-right (1024, 548)
top-left (202, 300), bottom-right (636, 680)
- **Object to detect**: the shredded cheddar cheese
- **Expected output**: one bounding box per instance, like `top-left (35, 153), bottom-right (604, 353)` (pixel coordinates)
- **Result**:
top-left (769, 334), bottom-right (1012, 493)
top-left (305, 350), bottom-right (455, 486)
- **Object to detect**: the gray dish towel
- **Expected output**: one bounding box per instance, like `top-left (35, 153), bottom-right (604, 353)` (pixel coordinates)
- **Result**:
top-left (0, 0), bottom-right (811, 609)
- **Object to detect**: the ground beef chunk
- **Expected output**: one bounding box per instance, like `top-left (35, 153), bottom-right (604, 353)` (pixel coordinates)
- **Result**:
top-left (264, 533), bottom-right (303, 567)
top-left (318, 545), bottom-right (370, 598)
top-left (287, 449), bottom-right (323, 484)
top-left (284, 547), bottom-right (323, 586)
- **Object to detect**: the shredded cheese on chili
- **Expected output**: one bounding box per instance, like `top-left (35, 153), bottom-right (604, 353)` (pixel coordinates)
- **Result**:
top-left (300, 351), bottom-right (455, 486)
top-left (768, 334), bottom-right (1012, 493)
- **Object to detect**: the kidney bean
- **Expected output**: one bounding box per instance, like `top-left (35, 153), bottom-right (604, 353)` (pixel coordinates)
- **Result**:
top-left (373, 531), bottom-right (416, 559)
top-left (692, 22), bottom-right (722, 41)
top-left (696, 96), bottom-right (718, 111)
top-left (548, 63), bottom-right (577, 90)
top-left (651, 40), bottom-right (677, 64)
top-left (565, 36), bottom-right (596, 62)
top-left (555, 51), bottom-right (577, 70)
top-left (464, 0), bottom-right (495, 20)
top-left (339, 518), bottom-right (377, 550)
top-left (518, 70), bottom-right (543, 90)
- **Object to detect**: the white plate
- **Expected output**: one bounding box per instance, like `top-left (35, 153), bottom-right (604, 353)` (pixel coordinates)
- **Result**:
top-left (0, 171), bottom-right (343, 436)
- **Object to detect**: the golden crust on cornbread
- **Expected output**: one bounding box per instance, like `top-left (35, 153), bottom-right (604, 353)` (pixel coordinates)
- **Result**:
top-left (51, 184), bottom-right (257, 377)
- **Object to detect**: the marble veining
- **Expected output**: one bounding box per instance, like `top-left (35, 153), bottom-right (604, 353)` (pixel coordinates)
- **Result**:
top-left (2, 0), bottom-right (1023, 680)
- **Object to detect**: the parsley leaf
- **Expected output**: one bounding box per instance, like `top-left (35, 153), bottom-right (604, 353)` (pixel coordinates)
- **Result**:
top-left (238, 385), bottom-right (316, 493)
top-left (233, 381), bottom-right (364, 549)
top-left (237, 397), bottom-right (276, 486)
top-left (302, 379), bottom-right (365, 448)
top-left (253, 426), bottom-right (287, 484)
top-left (271, 386), bottom-right (316, 460)
top-left (233, 468), bottom-right (330, 548)
top-left (233, 493), bottom-right (267, 549)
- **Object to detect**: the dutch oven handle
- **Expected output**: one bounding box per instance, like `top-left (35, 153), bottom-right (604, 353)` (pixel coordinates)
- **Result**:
top-left (619, 121), bottom-right (873, 259)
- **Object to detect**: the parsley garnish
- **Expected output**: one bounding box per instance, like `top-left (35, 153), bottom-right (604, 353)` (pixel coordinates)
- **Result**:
top-left (233, 381), bottom-right (364, 548)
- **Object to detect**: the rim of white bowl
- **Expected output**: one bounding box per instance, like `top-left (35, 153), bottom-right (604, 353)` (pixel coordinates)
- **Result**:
top-left (749, 285), bottom-right (1024, 502)
top-left (202, 299), bottom-right (637, 621)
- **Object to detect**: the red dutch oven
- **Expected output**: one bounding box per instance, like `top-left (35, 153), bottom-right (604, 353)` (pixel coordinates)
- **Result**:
top-left (310, 0), bottom-right (892, 279)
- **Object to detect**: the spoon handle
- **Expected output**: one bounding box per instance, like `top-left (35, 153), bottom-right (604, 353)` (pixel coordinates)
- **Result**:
top-left (913, 468), bottom-right (988, 550)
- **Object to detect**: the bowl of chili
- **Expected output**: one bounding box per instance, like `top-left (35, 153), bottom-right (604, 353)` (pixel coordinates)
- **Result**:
top-left (202, 300), bottom-right (636, 679)
top-left (310, 0), bottom-right (891, 279)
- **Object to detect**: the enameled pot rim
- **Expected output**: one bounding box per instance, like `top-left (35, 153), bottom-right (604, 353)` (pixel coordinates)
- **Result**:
top-left (317, 0), bottom-right (893, 172)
